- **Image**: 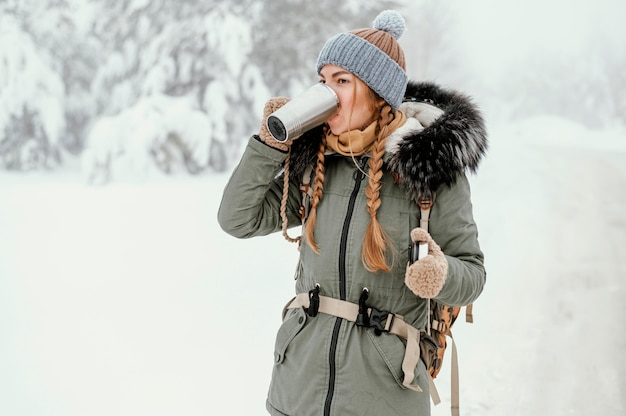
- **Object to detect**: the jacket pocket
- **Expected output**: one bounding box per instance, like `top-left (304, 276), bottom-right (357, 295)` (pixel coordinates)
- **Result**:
top-left (273, 307), bottom-right (307, 365)
top-left (366, 329), bottom-right (419, 389)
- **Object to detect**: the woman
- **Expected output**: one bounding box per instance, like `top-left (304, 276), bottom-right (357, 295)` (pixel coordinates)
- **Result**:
top-left (218, 10), bottom-right (487, 416)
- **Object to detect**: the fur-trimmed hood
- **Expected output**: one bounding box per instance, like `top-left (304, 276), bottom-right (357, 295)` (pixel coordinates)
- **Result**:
top-left (289, 80), bottom-right (488, 203)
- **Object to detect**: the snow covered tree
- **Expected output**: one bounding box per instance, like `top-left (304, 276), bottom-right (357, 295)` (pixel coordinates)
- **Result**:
top-left (0, 0), bottom-right (100, 169)
top-left (83, 0), bottom-right (263, 181)
top-left (23, 0), bottom-right (100, 155)
top-left (0, 4), bottom-right (66, 170)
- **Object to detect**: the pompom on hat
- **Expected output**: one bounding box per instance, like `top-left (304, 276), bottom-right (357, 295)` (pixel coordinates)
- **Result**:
top-left (316, 10), bottom-right (408, 111)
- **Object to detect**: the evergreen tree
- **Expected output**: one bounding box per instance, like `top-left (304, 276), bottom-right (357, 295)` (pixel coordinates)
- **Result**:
top-left (0, 0), bottom-right (98, 168)
top-left (85, 0), bottom-right (261, 178)
top-left (0, 4), bottom-right (65, 170)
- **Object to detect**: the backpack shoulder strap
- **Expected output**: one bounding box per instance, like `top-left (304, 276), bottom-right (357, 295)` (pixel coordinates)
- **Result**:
top-left (418, 198), bottom-right (466, 416)
top-left (419, 199), bottom-right (432, 232)
top-left (419, 199), bottom-right (474, 325)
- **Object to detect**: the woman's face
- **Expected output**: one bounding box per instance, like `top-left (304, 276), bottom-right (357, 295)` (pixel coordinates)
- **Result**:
top-left (319, 64), bottom-right (381, 135)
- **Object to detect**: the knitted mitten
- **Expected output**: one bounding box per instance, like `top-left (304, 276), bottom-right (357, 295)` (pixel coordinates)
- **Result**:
top-left (405, 227), bottom-right (448, 298)
top-left (258, 97), bottom-right (292, 151)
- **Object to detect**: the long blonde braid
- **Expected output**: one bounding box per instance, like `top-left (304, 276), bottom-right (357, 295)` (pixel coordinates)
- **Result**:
top-left (362, 104), bottom-right (395, 272)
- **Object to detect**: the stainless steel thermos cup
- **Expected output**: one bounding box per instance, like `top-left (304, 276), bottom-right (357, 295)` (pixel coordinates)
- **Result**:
top-left (266, 83), bottom-right (339, 143)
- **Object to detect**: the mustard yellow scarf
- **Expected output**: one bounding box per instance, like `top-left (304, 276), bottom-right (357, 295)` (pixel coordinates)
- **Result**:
top-left (325, 110), bottom-right (406, 156)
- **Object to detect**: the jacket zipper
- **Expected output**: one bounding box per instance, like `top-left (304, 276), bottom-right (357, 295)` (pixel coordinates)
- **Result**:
top-left (323, 156), bottom-right (367, 416)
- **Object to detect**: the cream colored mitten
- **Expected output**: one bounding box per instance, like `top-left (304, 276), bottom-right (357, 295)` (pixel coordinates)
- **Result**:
top-left (405, 227), bottom-right (448, 298)
top-left (258, 97), bottom-right (291, 151)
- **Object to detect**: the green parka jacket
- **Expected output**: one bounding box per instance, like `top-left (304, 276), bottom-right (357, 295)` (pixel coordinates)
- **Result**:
top-left (218, 81), bottom-right (488, 416)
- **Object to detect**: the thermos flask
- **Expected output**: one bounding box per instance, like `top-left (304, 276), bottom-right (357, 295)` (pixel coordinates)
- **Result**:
top-left (266, 83), bottom-right (339, 143)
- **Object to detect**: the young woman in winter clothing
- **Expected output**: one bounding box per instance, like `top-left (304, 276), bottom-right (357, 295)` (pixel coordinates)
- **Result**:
top-left (218, 10), bottom-right (487, 416)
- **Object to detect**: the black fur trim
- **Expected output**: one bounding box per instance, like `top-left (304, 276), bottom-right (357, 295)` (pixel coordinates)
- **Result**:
top-left (387, 81), bottom-right (488, 202)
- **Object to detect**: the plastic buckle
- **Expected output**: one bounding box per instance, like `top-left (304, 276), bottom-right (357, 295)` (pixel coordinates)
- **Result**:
top-left (435, 320), bottom-right (447, 333)
top-left (305, 284), bottom-right (320, 317)
top-left (369, 308), bottom-right (394, 336)
top-left (356, 288), bottom-right (370, 327)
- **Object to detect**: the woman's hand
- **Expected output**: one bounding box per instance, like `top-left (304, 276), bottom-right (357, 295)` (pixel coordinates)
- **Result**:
top-left (405, 227), bottom-right (448, 298)
top-left (258, 97), bottom-right (291, 151)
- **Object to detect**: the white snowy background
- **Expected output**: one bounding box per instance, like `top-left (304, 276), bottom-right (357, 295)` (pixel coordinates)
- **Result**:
top-left (1, 1), bottom-right (625, 415)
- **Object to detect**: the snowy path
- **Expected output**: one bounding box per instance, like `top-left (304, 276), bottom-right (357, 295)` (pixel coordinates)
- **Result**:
top-left (527, 146), bottom-right (626, 416)
top-left (1, 119), bottom-right (625, 415)
top-left (433, 121), bottom-right (626, 416)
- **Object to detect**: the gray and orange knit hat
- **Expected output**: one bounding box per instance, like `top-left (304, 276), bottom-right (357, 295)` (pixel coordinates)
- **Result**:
top-left (316, 10), bottom-right (408, 111)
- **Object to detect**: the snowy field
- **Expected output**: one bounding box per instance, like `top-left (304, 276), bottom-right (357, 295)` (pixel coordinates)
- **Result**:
top-left (1, 117), bottom-right (625, 415)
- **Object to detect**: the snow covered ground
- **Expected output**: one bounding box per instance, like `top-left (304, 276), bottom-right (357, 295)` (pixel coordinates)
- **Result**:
top-left (1, 117), bottom-right (625, 415)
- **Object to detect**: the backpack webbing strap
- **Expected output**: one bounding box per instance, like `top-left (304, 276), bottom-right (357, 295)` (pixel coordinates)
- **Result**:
top-left (420, 202), bottom-right (444, 407)
top-left (420, 203), bottom-right (433, 335)
top-left (420, 201), bottom-right (461, 416)
top-left (465, 303), bottom-right (474, 323)
top-left (427, 374), bottom-right (441, 405)
top-left (449, 330), bottom-right (460, 416)
top-left (420, 204), bottom-right (431, 231)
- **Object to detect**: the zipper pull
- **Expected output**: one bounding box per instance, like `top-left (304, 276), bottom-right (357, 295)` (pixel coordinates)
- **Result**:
top-left (352, 156), bottom-right (369, 181)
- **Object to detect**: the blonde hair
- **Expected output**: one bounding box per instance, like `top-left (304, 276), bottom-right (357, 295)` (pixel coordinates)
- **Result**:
top-left (304, 81), bottom-right (395, 272)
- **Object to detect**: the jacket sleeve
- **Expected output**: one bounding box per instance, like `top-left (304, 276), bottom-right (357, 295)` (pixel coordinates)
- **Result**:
top-left (217, 136), bottom-right (303, 238)
top-left (429, 174), bottom-right (486, 306)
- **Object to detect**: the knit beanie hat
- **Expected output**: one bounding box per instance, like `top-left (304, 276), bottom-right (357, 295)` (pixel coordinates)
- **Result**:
top-left (316, 10), bottom-right (408, 111)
